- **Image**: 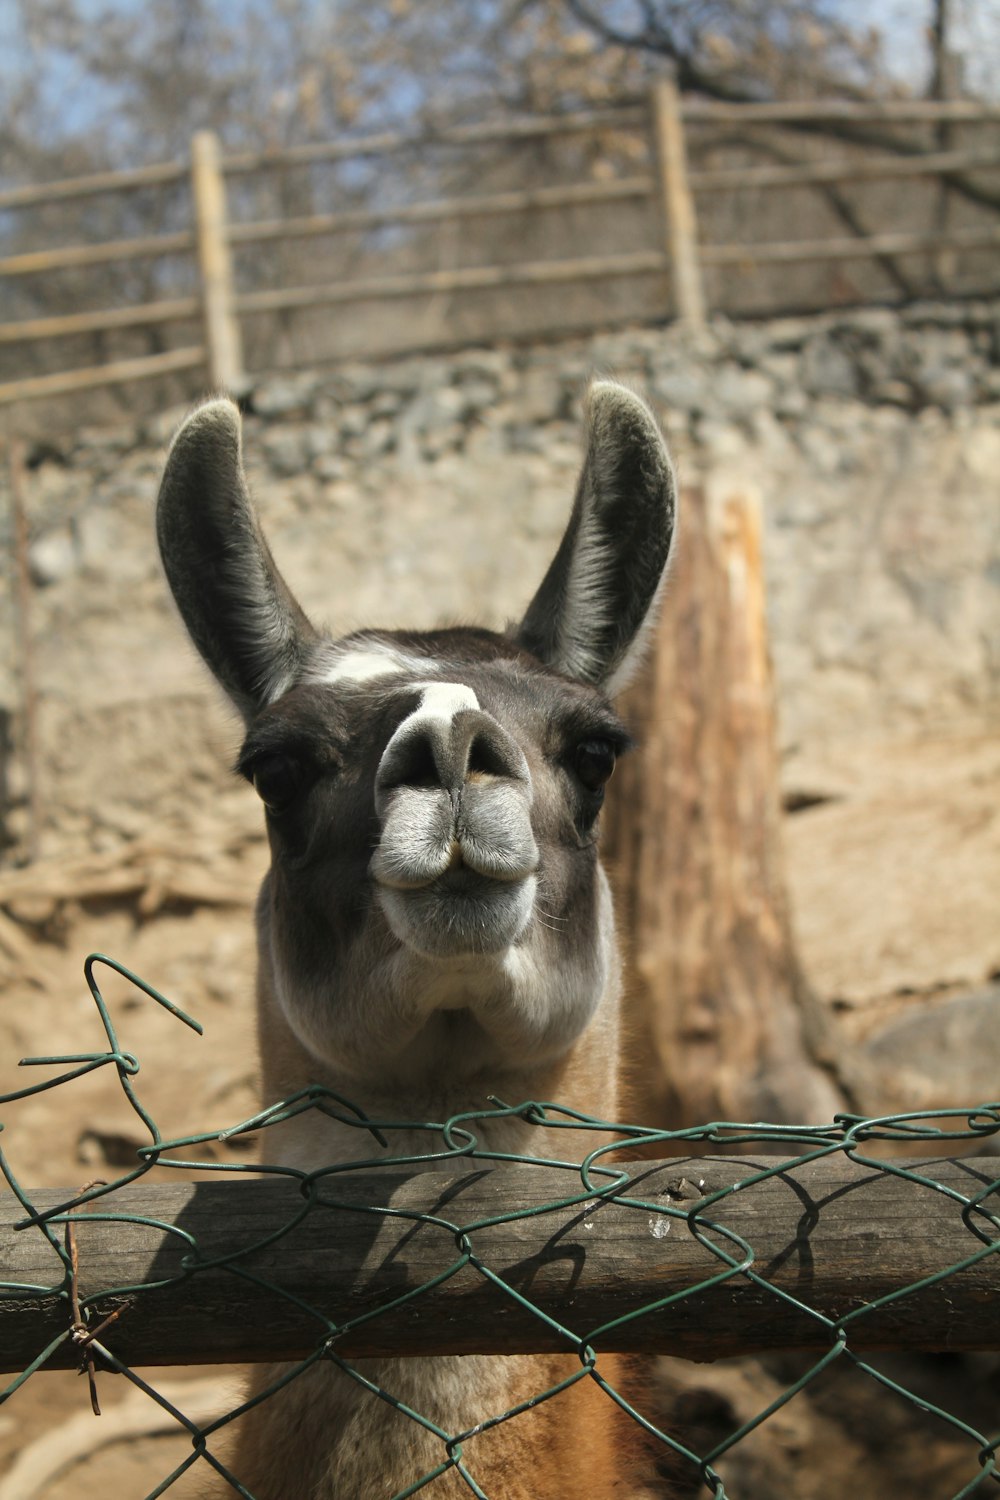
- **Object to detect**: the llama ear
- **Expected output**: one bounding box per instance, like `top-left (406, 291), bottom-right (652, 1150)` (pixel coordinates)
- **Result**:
top-left (516, 381), bottom-right (676, 695)
top-left (156, 399), bottom-right (317, 723)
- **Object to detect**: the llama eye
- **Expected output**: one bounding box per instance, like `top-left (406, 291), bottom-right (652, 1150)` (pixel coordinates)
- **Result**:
top-left (251, 754), bottom-right (307, 813)
top-left (574, 738), bottom-right (618, 794)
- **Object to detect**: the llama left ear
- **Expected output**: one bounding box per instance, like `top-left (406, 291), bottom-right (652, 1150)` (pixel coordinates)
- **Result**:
top-left (516, 380), bottom-right (676, 696)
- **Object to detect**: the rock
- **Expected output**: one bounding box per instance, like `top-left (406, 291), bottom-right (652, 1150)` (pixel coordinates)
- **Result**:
top-left (370, 390), bottom-right (404, 420)
top-left (359, 417), bottom-right (396, 461)
top-left (455, 377), bottom-right (501, 414)
top-left (259, 426), bottom-right (314, 476)
top-left (397, 386), bottom-right (469, 460)
top-left (872, 379), bottom-right (914, 408)
top-left (252, 372), bottom-right (321, 417)
top-left (314, 453), bottom-right (346, 483)
top-left (648, 365), bottom-right (710, 414)
top-left (29, 527), bottom-right (78, 586)
top-left (913, 363), bottom-right (975, 411)
top-left (515, 367), bottom-right (565, 425)
top-left (452, 349), bottom-right (513, 386)
top-left (303, 425), bottom-right (338, 461)
top-left (73, 426), bottom-right (135, 456)
top-left (800, 336), bottom-right (859, 400)
top-left (864, 985), bottom-right (1000, 1110)
top-left (711, 365), bottom-right (772, 418)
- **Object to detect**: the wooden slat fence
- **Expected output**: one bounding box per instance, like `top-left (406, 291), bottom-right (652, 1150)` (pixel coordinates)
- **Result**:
top-left (2, 87), bottom-right (1000, 406)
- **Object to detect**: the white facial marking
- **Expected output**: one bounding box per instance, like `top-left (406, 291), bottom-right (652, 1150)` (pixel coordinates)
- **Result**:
top-left (318, 646), bottom-right (426, 687)
top-left (408, 681), bottom-right (480, 723)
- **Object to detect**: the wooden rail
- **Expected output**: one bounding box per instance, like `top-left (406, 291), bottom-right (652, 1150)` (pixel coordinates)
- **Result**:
top-left (682, 100), bottom-right (1000, 123)
top-left (236, 251), bottom-right (668, 317)
top-left (220, 105), bottom-right (648, 173)
top-left (0, 298), bottom-right (200, 347)
top-left (227, 177), bottom-right (654, 247)
top-left (2, 1153), bottom-right (998, 1371)
top-left (689, 147), bottom-right (1000, 193)
top-left (0, 348), bottom-right (205, 406)
top-left (702, 222), bottom-right (1000, 268)
top-left (0, 231), bottom-right (194, 279)
top-left (0, 161), bottom-right (187, 212)
top-left (2, 92), bottom-right (1000, 404)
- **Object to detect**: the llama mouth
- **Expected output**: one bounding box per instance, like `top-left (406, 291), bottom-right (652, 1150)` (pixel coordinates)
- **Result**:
top-left (375, 871), bottom-right (537, 958)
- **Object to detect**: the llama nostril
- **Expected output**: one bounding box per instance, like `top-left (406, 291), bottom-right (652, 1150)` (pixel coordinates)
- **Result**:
top-left (467, 731), bottom-right (519, 780)
top-left (382, 729), bottom-right (441, 792)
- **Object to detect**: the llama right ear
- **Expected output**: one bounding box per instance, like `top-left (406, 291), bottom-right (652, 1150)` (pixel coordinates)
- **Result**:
top-left (156, 399), bottom-right (317, 723)
top-left (516, 381), bottom-right (676, 696)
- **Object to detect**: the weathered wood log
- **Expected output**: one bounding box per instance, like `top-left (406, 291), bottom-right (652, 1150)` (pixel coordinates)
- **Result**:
top-left (0, 161), bottom-right (186, 212)
top-left (0, 298), bottom-right (201, 347)
top-left (0, 348), bottom-right (205, 407)
top-left (1, 1154), bottom-right (997, 1373)
top-left (227, 178), bottom-right (654, 248)
top-left (681, 100), bottom-right (1000, 123)
top-left (689, 146), bottom-right (1000, 193)
top-left (604, 488), bottom-right (845, 1130)
top-left (701, 222), bottom-right (1000, 267)
top-left (221, 105), bottom-right (648, 174)
top-left (0, 231), bottom-right (194, 278)
top-left (236, 251), bottom-right (668, 317)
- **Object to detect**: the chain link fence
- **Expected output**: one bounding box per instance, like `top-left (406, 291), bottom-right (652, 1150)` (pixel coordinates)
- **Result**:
top-left (1, 953), bottom-right (999, 1498)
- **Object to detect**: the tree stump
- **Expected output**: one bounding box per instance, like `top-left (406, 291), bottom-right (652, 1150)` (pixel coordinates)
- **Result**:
top-left (604, 486), bottom-right (846, 1131)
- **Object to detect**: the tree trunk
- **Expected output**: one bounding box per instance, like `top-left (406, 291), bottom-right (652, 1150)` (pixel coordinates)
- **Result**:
top-left (604, 485), bottom-right (846, 1131)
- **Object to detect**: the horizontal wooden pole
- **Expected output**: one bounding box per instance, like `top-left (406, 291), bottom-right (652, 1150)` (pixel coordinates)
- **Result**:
top-left (702, 222), bottom-right (1000, 267)
top-left (683, 100), bottom-right (1000, 125)
top-left (1, 98), bottom-right (994, 213)
top-left (222, 106), bottom-right (646, 175)
top-left (228, 177), bottom-right (654, 249)
top-left (0, 298), bottom-right (201, 346)
top-left (237, 250), bottom-right (667, 316)
top-left (0, 160), bottom-right (186, 212)
top-left (0, 346), bottom-right (205, 406)
top-left (0, 231), bottom-right (194, 279)
top-left (2, 1154), bottom-right (998, 1373)
top-left (690, 147), bottom-right (1000, 194)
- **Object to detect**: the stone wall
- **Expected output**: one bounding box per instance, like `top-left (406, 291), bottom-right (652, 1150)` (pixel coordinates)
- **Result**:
top-left (4, 299), bottom-right (999, 855)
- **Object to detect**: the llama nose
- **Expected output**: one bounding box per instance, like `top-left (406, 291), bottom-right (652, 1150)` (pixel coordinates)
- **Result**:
top-left (372, 698), bottom-right (538, 890)
top-left (375, 708), bottom-right (530, 816)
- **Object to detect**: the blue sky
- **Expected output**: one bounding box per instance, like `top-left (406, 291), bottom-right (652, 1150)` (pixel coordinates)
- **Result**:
top-left (0, 0), bottom-right (995, 156)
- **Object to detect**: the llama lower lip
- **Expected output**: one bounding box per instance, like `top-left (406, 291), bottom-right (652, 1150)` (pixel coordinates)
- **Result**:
top-left (377, 874), bottom-right (537, 957)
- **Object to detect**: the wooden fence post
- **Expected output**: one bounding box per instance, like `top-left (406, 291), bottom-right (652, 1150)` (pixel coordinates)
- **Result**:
top-left (190, 130), bottom-right (245, 393)
top-left (651, 80), bottom-right (707, 328)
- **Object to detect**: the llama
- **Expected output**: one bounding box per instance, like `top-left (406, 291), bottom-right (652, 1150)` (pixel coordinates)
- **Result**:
top-left (156, 379), bottom-right (677, 1500)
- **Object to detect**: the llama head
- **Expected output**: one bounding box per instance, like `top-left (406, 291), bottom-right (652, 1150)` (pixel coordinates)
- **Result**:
top-left (156, 382), bottom-right (675, 1089)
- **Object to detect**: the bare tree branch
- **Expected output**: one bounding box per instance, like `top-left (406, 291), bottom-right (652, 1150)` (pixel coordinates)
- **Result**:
top-left (563, 0), bottom-right (1000, 218)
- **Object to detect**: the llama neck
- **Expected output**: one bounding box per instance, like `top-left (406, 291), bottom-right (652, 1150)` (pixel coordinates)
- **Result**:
top-left (254, 967), bottom-right (621, 1175)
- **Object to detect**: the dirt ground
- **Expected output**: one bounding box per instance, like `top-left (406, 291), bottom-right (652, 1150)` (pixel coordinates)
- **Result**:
top-left (1, 723), bottom-right (998, 1497)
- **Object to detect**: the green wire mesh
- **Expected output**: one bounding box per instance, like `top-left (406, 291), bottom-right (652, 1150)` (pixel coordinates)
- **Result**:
top-left (1, 953), bottom-right (999, 1499)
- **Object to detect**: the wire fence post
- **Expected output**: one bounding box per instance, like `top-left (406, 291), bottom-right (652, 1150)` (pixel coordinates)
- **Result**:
top-left (651, 79), bottom-right (707, 328)
top-left (190, 130), bottom-right (245, 394)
